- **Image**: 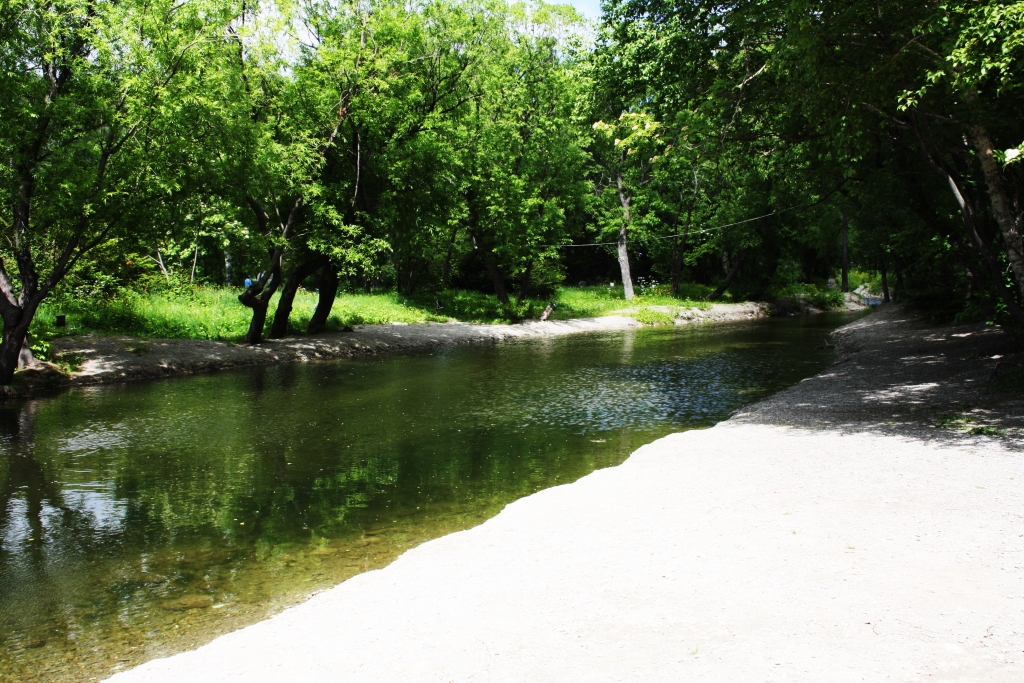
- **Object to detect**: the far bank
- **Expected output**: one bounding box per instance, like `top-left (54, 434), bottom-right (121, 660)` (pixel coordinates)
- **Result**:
top-left (13, 301), bottom-right (786, 394)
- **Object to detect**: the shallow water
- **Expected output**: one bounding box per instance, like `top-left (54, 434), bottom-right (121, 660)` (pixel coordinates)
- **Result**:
top-left (0, 314), bottom-right (857, 681)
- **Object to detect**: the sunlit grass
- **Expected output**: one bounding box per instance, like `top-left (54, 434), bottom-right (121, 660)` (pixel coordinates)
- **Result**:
top-left (32, 282), bottom-right (723, 342)
top-left (552, 283), bottom-right (716, 320)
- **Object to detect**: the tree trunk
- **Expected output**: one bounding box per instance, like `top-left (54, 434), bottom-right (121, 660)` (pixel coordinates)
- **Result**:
top-left (894, 255), bottom-right (905, 299)
top-left (239, 246), bottom-right (284, 344)
top-left (965, 116), bottom-right (1024, 301)
top-left (911, 119), bottom-right (1024, 328)
top-left (466, 187), bottom-right (509, 304)
top-left (617, 224), bottom-right (635, 300)
top-left (482, 250), bottom-right (509, 304)
top-left (516, 261), bottom-right (533, 304)
top-left (707, 248), bottom-right (749, 301)
top-left (0, 299), bottom-right (42, 385)
top-left (224, 246), bottom-right (234, 286)
top-left (270, 255), bottom-right (328, 338)
top-left (751, 255), bottom-right (780, 302)
top-left (943, 171), bottom-right (1024, 327)
top-left (615, 173), bottom-right (635, 300)
top-left (442, 226), bottom-right (459, 286)
top-left (841, 213), bottom-right (850, 293)
top-left (670, 235), bottom-right (681, 297)
top-left (308, 267), bottom-right (339, 334)
top-left (879, 259), bottom-right (890, 303)
top-left (404, 267), bottom-right (418, 297)
top-left (671, 209), bottom-right (692, 298)
top-left (471, 233), bottom-right (509, 304)
top-left (245, 300), bottom-right (271, 345)
top-left (239, 196), bottom-right (302, 345)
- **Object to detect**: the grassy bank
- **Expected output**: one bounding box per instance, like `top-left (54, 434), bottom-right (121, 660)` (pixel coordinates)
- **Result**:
top-left (29, 283), bottom-right (720, 347)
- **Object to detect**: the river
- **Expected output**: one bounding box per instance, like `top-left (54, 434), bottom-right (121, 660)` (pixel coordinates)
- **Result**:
top-left (0, 313), bottom-right (859, 681)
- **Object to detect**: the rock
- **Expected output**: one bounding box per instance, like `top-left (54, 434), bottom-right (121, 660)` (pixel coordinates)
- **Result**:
top-left (771, 298), bottom-right (800, 316)
top-left (991, 360), bottom-right (1023, 382)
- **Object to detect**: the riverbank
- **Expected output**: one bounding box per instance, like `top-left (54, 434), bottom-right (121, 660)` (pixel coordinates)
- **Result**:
top-left (734, 302), bottom-right (1024, 446)
top-left (12, 302), bottom-right (771, 393)
top-left (107, 304), bottom-right (1023, 682)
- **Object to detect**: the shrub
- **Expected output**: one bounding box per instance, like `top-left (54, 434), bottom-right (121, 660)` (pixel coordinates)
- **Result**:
top-left (769, 283), bottom-right (845, 311)
top-left (633, 308), bottom-right (675, 325)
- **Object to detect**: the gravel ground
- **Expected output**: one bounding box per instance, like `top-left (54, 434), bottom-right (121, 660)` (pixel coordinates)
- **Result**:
top-left (734, 303), bottom-right (1024, 449)
top-left (105, 305), bottom-right (1024, 682)
top-left (23, 302), bottom-right (769, 391)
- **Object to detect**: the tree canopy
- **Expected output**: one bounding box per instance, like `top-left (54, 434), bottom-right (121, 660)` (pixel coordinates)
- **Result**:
top-left (2, 0), bottom-right (1023, 383)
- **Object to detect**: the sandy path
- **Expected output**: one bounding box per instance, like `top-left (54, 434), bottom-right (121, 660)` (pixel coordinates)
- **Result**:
top-left (107, 425), bottom-right (1023, 682)
top-left (106, 306), bottom-right (1024, 682)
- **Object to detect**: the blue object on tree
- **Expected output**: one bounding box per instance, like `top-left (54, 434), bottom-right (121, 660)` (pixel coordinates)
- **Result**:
top-left (244, 278), bottom-right (252, 288)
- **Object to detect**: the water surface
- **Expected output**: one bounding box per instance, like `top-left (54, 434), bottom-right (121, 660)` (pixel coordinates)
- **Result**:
top-left (0, 314), bottom-right (857, 681)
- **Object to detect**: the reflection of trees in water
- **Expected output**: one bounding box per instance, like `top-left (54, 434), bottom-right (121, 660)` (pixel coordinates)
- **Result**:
top-left (0, 391), bottom-right (414, 629)
top-left (0, 401), bottom-right (78, 643)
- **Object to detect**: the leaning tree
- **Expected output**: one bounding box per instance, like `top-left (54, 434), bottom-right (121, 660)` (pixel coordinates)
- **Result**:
top-left (0, 0), bottom-right (229, 384)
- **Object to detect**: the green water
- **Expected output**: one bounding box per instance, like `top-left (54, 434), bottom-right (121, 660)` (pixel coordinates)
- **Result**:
top-left (0, 314), bottom-right (857, 681)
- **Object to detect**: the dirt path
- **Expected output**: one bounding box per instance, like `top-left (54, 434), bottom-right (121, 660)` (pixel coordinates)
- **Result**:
top-left (734, 303), bottom-right (1024, 447)
top-left (105, 305), bottom-right (1024, 682)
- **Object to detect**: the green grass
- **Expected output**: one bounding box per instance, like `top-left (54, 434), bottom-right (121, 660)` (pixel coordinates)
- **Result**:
top-left (30, 283), bottom-right (721, 345)
top-left (632, 308), bottom-right (676, 325)
top-left (34, 288), bottom-right (449, 343)
top-left (936, 413), bottom-right (1006, 436)
top-left (552, 283), bottom-right (714, 319)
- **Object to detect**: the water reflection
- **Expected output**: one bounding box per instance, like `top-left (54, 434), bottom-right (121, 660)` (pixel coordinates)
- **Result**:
top-left (0, 314), bottom-right (858, 681)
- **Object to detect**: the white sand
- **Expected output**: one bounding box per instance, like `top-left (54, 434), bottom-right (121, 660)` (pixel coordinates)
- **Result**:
top-left (107, 423), bottom-right (1024, 682)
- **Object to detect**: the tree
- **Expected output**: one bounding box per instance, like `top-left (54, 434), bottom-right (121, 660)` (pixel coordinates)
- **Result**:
top-left (590, 112), bottom-right (664, 299)
top-left (602, 0), bottom-right (1024, 321)
top-left (455, 1), bottom-right (590, 304)
top-left (0, 0), bottom-right (229, 384)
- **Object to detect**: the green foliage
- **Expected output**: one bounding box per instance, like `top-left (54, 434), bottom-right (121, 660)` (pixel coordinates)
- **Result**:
top-left (7, 0), bottom-right (1024, 374)
top-left (937, 413), bottom-right (1006, 437)
top-left (601, 0), bottom-right (1024, 330)
top-left (632, 308), bottom-right (675, 325)
top-left (847, 271), bottom-right (881, 294)
top-left (770, 284), bottom-right (845, 311)
top-left (28, 338), bottom-right (51, 361)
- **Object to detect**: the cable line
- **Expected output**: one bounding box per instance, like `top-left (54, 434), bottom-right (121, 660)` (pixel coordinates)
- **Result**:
top-left (542, 187), bottom-right (842, 249)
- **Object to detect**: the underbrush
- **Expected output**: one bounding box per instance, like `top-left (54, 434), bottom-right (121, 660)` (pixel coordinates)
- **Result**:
top-left (847, 270), bottom-right (882, 295)
top-left (769, 283), bottom-right (845, 311)
top-left (26, 282), bottom-right (727, 344)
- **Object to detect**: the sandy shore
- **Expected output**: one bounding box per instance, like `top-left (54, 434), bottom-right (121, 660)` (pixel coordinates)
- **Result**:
top-left (23, 302), bottom-right (769, 391)
top-left (107, 305), bottom-right (1023, 682)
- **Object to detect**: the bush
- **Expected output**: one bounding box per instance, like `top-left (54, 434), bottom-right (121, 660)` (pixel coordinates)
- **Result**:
top-left (633, 308), bottom-right (675, 325)
top-left (769, 283), bottom-right (845, 311)
top-left (810, 288), bottom-right (845, 310)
